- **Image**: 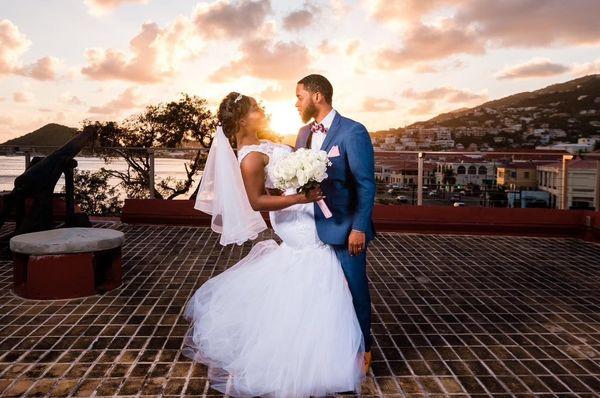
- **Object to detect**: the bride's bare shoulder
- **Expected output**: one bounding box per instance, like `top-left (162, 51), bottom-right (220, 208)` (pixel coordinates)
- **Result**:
top-left (239, 150), bottom-right (268, 171)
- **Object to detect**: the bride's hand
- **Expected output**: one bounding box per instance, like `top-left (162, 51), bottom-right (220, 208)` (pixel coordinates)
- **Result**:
top-left (295, 187), bottom-right (325, 204)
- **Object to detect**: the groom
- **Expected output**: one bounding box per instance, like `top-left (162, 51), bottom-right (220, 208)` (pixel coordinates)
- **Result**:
top-left (294, 74), bottom-right (376, 372)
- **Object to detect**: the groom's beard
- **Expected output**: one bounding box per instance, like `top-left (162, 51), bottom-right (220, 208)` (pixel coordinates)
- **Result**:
top-left (301, 101), bottom-right (318, 124)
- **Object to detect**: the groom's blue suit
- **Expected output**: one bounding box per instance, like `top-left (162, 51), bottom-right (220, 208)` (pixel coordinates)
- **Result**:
top-left (295, 112), bottom-right (375, 351)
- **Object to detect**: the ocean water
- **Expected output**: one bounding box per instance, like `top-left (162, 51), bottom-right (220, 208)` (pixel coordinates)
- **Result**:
top-left (0, 155), bottom-right (200, 200)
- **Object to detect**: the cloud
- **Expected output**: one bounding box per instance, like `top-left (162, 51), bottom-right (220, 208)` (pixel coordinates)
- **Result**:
top-left (413, 59), bottom-right (466, 74)
top-left (13, 91), bottom-right (34, 103)
top-left (403, 86), bottom-right (486, 103)
top-left (259, 81), bottom-right (297, 102)
top-left (362, 97), bottom-right (396, 112)
top-left (193, 0), bottom-right (272, 39)
top-left (211, 38), bottom-right (310, 83)
top-left (376, 22), bottom-right (485, 69)
top-left (496, 58), bottom-right (570, 80)
top-left (60, 93), bottom-right (85, 105)
top-left (456, 0), bottom-right (600, 47)
top-left (81, 18), bottom-right (199, 83)
top-left (0, 19), bottom-right (31, 76)
top-left (373, 1), bottom-right (600, 71)
top-left (409, 101), bottom-right (436, 115)
top-left (259, 86), bottom-right (287, 102)
top-left (283, 4), bottom-right (319, 31)
top-left (346, 39), bottom-right (360, 56)
top-left (88, 87), bottom-right (141, 114)
top-left (0, 115), bottom-right (14, 124)
top-left (403, 86), bottom-right (487, 117)
top-left (494, 57), bottom-right (600, 80)
top-left (84, 0), bottom-right (150, 16)
top-left (368, 0), bottom-right (463, 23)
top-left (317, 39), bottom-right (338, 55)
top-left (374, 0), bottom-right (600, 47)
top-left (572, 58), bottom-right (600, 77)
top-left (330, 0), bottom-right (350, 15)
top-left (1, 20), bottom-right (63, 81)
top-left (413, 64), bottom-right (439, 74)
top-left (16, 56), bottom-right (62, 81)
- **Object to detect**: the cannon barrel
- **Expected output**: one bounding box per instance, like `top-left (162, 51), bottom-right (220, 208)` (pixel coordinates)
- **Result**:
top-left (1, 128), bottom-right (97, 235)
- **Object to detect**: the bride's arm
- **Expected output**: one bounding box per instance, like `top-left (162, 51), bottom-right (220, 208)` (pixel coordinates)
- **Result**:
top-left (240, 152), bottom-right (322, 211)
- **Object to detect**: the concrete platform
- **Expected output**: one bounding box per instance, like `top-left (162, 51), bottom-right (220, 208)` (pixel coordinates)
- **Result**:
top-left (10, 228), bottom-right (124, 255)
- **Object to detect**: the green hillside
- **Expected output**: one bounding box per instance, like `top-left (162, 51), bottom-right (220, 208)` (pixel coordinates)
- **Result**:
top-left (415, 74), bottom-right (600, 133)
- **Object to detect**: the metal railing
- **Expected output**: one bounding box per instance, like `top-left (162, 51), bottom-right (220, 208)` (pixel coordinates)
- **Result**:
top-left (0, 144), bottom-right (208, 199)
top-left (2, 144), bottom-right (599, 208)
top-left (374, 149), bottom-right (600, 209)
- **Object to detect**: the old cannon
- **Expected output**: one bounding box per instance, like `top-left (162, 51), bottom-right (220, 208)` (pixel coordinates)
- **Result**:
top-left (0, 128), bottom-right (96, 235)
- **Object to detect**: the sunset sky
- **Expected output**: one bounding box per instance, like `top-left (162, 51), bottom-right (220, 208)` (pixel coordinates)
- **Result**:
top-left (1, 0), bottom-right (599, 142)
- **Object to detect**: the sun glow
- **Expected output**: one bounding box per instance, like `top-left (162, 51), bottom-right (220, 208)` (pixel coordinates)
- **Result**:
top-left (267, 101), bottom-right (304, 137)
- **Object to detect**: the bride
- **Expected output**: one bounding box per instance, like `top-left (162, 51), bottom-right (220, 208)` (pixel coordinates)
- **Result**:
top-left (183, 92), bottom-right (366, 397)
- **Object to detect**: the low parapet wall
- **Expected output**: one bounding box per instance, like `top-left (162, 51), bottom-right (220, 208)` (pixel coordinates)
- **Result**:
top-left (121, 199), bottom-right (600, 242)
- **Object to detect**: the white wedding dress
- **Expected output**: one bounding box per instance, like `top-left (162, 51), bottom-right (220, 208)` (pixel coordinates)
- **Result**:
top-left (183, 140), bottom-right (365, 398)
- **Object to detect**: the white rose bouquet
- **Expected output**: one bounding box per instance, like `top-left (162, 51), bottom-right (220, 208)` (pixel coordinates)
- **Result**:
top-left (270, 148), bottom-right (333, 218)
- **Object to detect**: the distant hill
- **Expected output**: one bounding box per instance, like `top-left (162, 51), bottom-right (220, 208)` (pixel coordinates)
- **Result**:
top-left (411, 74), bottom-right (600, 133)
top-left (371, 74), bottom-right (600, 150)
top-left (0, 123), bottom-right (79, 147)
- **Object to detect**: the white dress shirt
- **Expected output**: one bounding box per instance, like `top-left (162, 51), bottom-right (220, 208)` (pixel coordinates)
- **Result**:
top-left (310, 109), bottom-right (336, 151)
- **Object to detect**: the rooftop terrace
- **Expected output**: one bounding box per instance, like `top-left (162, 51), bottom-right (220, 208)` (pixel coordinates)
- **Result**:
top-left (0, 221), bottom-right (599, 397)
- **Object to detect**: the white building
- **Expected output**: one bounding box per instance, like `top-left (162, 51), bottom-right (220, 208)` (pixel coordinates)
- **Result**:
top-left (435, 159), bottom-right (498, 187)
top-left (578, 136), bottom-right (600, 147)
top-left (434, 139), bottom-right (455, 149)
top-left (435, 128), bottom-right (452, 140)
top-left (375, 161), bottom-right (436, 186)
top-left (388, 162), bottom-right (436, 186)
top-left (537, 159), bottom-right (600, 209)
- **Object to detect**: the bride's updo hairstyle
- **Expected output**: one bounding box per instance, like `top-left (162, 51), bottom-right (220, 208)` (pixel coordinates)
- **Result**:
top-left (217, 92), bottom-right (253, 139)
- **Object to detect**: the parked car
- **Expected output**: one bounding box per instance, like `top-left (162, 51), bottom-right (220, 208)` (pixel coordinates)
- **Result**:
top-left (428, 190), bottom-right (438, 197)
top-left (396, 195), bottom-right (408, 203)
top-left (450, 194), bottom-right (461, 201)
top-left (453, 202), bottom-right (465, 207)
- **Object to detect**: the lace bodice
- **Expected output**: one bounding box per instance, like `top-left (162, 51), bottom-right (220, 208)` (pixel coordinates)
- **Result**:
top-left (237, 140), bottom-right (293, 189)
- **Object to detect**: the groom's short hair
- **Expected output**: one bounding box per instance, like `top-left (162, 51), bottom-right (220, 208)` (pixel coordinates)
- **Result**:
top-left (298, 74), bottom-right (333, 105)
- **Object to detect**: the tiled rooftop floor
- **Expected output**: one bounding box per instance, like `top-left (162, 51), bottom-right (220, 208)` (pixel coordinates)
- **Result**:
top-left (0, 221), bottom-right (599, 397)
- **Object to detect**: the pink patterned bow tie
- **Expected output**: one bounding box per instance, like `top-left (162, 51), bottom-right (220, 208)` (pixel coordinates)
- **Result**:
top-left (310, 122), bottom-right (327, 134)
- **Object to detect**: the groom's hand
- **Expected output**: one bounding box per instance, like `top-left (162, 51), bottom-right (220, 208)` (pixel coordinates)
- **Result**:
top-left (348, 230), bottom-right (366, 256)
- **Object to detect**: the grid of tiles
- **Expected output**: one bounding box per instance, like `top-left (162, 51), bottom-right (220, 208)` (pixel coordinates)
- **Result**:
top-left (0, 222), bottom-right (599, 397)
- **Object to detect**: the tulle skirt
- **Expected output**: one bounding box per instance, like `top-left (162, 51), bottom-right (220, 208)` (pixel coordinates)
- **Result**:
top-left (182, 239), bottom-right (365, 398)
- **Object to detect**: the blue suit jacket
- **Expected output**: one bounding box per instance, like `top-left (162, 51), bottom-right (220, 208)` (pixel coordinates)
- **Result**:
top-left (295, 112), bottom-right (376, 245)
